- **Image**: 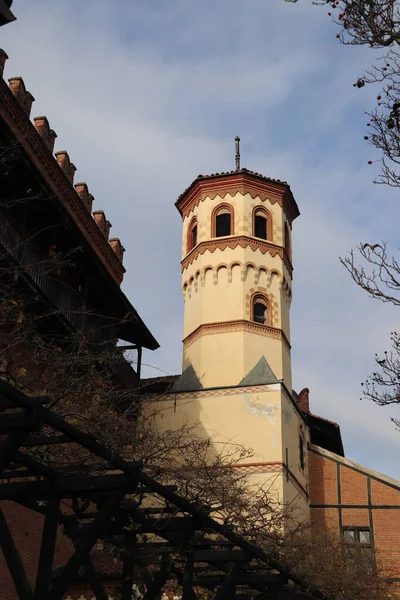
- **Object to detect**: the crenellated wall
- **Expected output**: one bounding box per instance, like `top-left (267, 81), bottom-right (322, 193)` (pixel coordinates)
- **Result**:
top-left (0, 49), bottom-right (125, 285)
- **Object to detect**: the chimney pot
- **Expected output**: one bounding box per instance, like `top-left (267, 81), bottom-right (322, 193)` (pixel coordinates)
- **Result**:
top-left (55, 151), bottom-right (76, 184)
top-left (87, 193), bottom-right (94, 213)
top-left (93, 210), bottom-right (106, 235)
top-left (48, 129), bottom-right (57, 154)
top-left (8, 76), bottom-right (36, 117)
top-left (34, 116), bottom-right (57, 153)
top-left (297, 388), bottom-right (310, 413)
top-left (105, 220), bottom-right (112, 240)
top-left (23, 91), bottom-right (35, 118)
top-left (109, 237), bottom-right (125, 264)
top-left (0, 50), bottom-right (8, 78)
top-left (74, 182), bottom-right (91, 211)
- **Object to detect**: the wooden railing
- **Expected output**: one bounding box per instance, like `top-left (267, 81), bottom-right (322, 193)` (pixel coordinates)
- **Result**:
top-left (0, 208), bottom-right (86, 331)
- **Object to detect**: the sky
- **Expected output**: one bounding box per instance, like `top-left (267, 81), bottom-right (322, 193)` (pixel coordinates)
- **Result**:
top-left (2, 0), bottom-right (400, 478)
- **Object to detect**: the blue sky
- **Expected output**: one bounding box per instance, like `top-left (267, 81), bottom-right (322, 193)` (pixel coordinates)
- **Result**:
top-left (3, 0), bottom-right (400, 478)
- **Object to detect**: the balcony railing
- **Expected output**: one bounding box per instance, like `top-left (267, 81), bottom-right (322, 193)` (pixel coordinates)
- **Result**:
top-left (0, 208), bottom-right (87, 330)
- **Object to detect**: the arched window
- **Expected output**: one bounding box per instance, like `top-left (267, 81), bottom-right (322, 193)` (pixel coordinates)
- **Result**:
top-left (187, 218), bottom-right (198, 253)
top-left (212, 205), bottom-right (233, 238)
top-left (254, 210), bottom-right (267, 240)
top-left (252, 206), bottom-right (272, 241)
top-left (284, 223), bottom-right (291, 258)
top-left (252, 294), bottom-right (268, 325)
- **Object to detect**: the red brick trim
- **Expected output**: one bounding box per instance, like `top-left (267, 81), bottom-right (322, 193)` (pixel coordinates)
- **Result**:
top-left (234, 461), bottom-right (308, 498)
top-left (183, 319), bottom-right (291, 351)
top-left (176, 172), bottom-right (299, 224)
top-left (181, 235), bottom-right (293, 277)
top-left (0, 78), bottom-right (124, 285)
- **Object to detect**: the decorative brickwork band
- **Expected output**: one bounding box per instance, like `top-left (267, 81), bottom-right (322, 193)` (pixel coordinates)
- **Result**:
top-left (182, 235), bottom-right (293, 277)
top-left (234, 461), bottom-right (308, 498)
top-left (175, 171), bottom-right (300, 224)
top-left (183, 319), bottom-right (291, 351)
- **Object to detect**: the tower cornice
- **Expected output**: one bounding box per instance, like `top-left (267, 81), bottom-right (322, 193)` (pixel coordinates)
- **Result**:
top-left (182, 319), bottom-right (291, 352)
top-left (181, 235), bottom-right (293, 277)
top-left (175, 169), bottom-right (300, 224)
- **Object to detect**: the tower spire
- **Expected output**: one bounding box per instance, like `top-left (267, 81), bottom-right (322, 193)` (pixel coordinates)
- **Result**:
top-left (235, 135), bottom-right (240, 171)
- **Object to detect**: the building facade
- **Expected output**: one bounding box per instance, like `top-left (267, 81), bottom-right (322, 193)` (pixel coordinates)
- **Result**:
top-left (147, 159), bottom-right (400, 584)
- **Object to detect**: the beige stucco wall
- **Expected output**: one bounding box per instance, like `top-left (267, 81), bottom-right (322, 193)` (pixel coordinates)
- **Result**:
top-left (162, 182), bottom-right (307, 521)
top-left (149, 383), bottom-right (308, 516)
top-left (181, 192), bottom-right (290, 255)
top-left (182, 329), bottom-right (290, 389)
top-left (180, 191), bottom-right (292, 391)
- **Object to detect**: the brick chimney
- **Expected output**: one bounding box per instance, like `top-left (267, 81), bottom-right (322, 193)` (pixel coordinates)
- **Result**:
top-left (54, 151), bottom-right (76, 184)
top-left (75, 182), bottom-right (93, 212)
top-left (0, 49), bottom-right (8, 78)
top-left (109, 238), bottom-right (125, 264)
top-left (8, 77), bottom-right (35, 117)
top-left (297, 388), bottom-right (310, 413)
top-left (34, 116), bottom-right (57, 153)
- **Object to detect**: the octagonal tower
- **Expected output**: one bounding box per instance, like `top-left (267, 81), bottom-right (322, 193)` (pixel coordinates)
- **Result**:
top-left (176, 166), bottom-right (299, 392)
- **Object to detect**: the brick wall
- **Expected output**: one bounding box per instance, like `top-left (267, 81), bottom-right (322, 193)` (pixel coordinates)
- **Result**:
top-left (0, 501), bottom-right (75, 599)
top-left (309, 443), bottom-right (400, 578)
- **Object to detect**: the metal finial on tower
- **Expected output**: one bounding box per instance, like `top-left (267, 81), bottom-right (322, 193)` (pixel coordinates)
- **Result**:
top-left (235, 136), bottom-right (241, 171)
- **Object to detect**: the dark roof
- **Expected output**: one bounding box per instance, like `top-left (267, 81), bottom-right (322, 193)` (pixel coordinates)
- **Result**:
top-left (171, 364), bottom-right (203, 392)
top-left (239, 356), bottom-right (278, 387)
top-left (140, 374), bottom-right (180, 394)
top-left (306, 412), bottom-right (344, 457)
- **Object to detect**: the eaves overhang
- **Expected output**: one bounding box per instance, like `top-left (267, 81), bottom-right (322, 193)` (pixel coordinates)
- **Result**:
top-left (175, 169), bottom-right (300, 224)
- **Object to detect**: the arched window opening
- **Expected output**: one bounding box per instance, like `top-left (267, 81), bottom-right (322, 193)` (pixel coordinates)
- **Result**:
top-left (252, 206), bottom-right (271, 241)
top-left (215, 207), bottom-right (231, 237)
top-left (252, 295), bottom-right (268, 324)
top-left (254, 211), bottom-right (267, 240)
top-left (284, 223), bottom-right (291, 258)
top-left (187, 218), bottom-right (198, 253)
top-left (191, 224), bottom-right (197, 248)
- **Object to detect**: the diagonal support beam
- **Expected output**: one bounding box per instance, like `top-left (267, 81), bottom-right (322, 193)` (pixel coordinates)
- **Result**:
top-left (0, 429), bottom-right (32, 471)
top-left (182, 553), bottom-right (197, 600)
top-left (0, 507), bottom-right (34, 600)
top-left (265, 583), bottom-right (282, 599)
top-left (142, 560), bottom-right (173, 600)
top-left (34, 496), bottom-right (61, 599)
top-left (121, 539), bottom-right (136, 600)
top-left (69, 536), bottom-right (108, 600)
top-left (50, 490), bottom-right (125, 600)
top-left (214, 562), bottom-right (241, 600)
top-left (82, 554), bottom-right (109, 600)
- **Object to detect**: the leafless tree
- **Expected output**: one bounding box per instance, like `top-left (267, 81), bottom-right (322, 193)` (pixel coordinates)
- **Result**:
top-left (285, 1), bottom-right (400, 187)
top-left (283, 1), bottom-right (400, 421)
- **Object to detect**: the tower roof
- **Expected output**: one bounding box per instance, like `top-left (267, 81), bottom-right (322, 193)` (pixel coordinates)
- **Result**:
top-left (175, 168), bottom-right (300, 223)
